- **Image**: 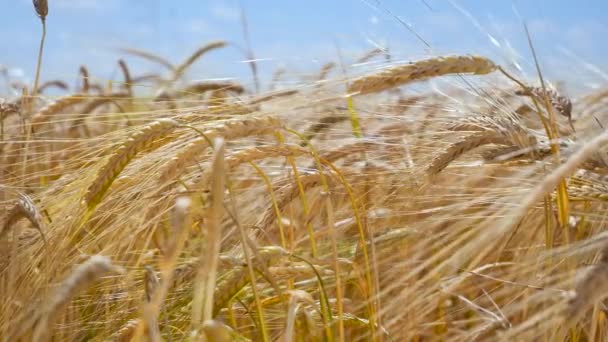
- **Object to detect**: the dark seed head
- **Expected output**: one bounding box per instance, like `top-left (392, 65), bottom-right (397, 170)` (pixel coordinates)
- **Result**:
top-left (32, 0), bottom-right (48, 20)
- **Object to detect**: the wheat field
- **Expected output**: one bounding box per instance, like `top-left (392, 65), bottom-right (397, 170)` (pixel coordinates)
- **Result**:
top-left (2, 1), bottom-right (608, 341)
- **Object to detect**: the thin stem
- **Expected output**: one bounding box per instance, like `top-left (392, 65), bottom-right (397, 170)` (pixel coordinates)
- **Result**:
top-left (32, 18), bottom-right (46, 104)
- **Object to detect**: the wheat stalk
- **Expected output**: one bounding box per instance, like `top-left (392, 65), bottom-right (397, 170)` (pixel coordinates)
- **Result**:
top-left (31, 0), bottom-right (48, 100)
top-left (347, 55), bottom-right (497, 95)
top-left (192, 138), bottom-right (226, 327)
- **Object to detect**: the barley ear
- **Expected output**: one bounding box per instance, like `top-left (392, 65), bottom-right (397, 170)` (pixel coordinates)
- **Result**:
top-left (83, 118), bottom-right (178, 209)
top-left (348, 55), bottom-right (496, 95)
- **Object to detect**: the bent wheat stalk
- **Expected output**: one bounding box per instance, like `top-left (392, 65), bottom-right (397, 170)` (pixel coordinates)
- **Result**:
top-left (347, 55), bottom-right (497, 95)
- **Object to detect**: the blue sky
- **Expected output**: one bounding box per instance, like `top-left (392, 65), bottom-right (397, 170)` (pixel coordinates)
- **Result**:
top-left (2, 0), bottom-right (607, 93)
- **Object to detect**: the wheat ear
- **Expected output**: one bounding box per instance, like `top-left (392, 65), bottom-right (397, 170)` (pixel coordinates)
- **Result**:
top-left (347, 55), bottom-right (497, 95)
top-left (202, 320), bottom-right (235, 342)
top-left (191, 144), bottom-right (308, 190)
top-left (78, 65), bottom-right (90, 92)
top-left (426, 131), bottom-right (511, 175)
top-left (30, 93), bottom-right (89, 131)
top-left (356, 47), bottom-right (387, 63)
top-left (173, 40), bottom-right (227, 80)
top-left (180, 81), bottom-right (244, 96)
top-left (516, 86), bottom-right (573, 122)
top-left (14, 255), bottom-right (124, 340)
top-left (318, 62), bottom-right (336, 81)
top-left (83, 118), bottom-right (179, 209)
top-left (69, 93), bottom-right (128, 135)
top-left (212, 247), bottom-right (287, 316)
top-left (117, 59), bottom-right (133, 98)
top-left (257, 172), bottom-right (327, 232)
top-left (118, 47), bottom-right (175, 71)
top-left (0, 101), bottom-right (20, 139)
top-left (38, 80), bottom-right (69, 93)
top-left (143, 266), bottom-right (162, 342)
top-left (317, 141), bottom-right (376, 165)
top-left (303, 112), bottom-right (349, 143)
top-left (1, 192), bottom-right (47, 243)
top-left (249, 89), bottom-right (299, 105)
top-left (158, 116), bottom-right (282, 184)
top-left (566, 247), bottom-right (608, 324)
